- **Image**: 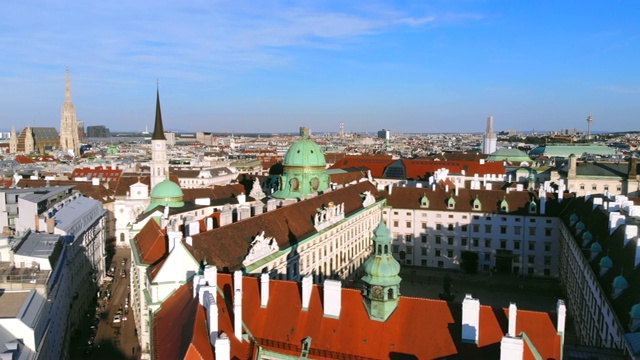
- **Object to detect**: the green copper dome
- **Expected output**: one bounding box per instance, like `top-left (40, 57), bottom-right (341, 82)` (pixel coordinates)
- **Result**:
top-left (272, 136), bottom-right (330, 200)
top-left (283, 137), bottom-right (326, 167)
top-left (145, 178), bottom-right (184, 212)
top-left (630, 304), bottom-right (640, 319)
top-left (600, 256), bottom-right (613, 268)
top-left (362, 222), bottom-right (401, 286)
top-left (576, 221), bottom-right (586, 232)
top-left (613, 275), bottom-right (629, 290)
top-left (590, 242), bottom-right (602, 253)
top-left (569, 213), bottom-right (579, 223)
top-left (582, 231), bottom-right (593, 242)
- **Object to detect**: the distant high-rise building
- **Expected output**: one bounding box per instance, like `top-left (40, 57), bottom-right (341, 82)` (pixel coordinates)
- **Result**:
top-left (482, 116), bottom-right (497, 155)
top-left (377, 129), bottom-right (390, 140)
top-left (77, 119), bottom-right (85, 140)
top-left (586, 115), bottom-right (593, 140)
top-left (86, 125), bottom-right (111, 138)
top-left (59, 68), bottom-right (81, 156)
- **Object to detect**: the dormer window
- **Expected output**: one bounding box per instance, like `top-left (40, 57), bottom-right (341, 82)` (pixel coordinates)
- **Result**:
top-left (500, 198), bottom-right (509, 213)
top-left (472, 196), bottom-right (481, 211)
top-left (420, 195), bottom-right (429, 208)
top-left (447, 197), bottom-right (456, 210)
top-left (528, 201), bottom-right (537, 214)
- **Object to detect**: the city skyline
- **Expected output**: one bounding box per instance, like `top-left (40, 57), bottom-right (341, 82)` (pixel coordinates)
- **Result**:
top-left (1, 1), bottom-right (638, 134)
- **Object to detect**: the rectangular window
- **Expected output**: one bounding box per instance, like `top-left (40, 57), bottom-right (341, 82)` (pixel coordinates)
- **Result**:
top-left (435, 249), bottom-right (441, 257)
top-left (393, 221), bottom-right (399, 227)
top-left (545, 228), bottom-right (552, 236)
top-left (461, 237), bottom-right (468, 246)
top-left (484, 253), bottom-right (491, 261)
top-left (461, 225), bottom-right (468, 231)
top-left (447, 250), bottom-right (454, 258)
top-left (473, 215), bottom-right (480, 220)
top-left (438, 261), bottom-right (444, 268)
top-left (485, 225), bottom-right (492, 233)
top-left (500, 240), bottom-right (507, 249)
top-left (544, 242), bottom-right (551, 252)
top-left (473, 225), bottom-right (480, 233)
top-left (421, 259), bottom-right (427, 266)
top-left (528, 242), bottom-right (535, 251)
top-left (500, 226), bottom-right (507, 234)
top-left (529, 227), bottom-right (536, 236)
top-left (405, 234), bottom-right (412, 242)
top-left (421, 222), bottom-right (427, 229)
top-left (592, 184), bottom-right (597, 191)
top-left (544, 256), bottom-right (551, 266)
top-left (406, 247), bottom-right (413, 255)
top-left (449, 214), bottom-right (454, 218)
top-left (514, 241), bottom-right (521, 250)
top-left (435, 236), bottom-right (441, 244)
top-left (448, 237), bottom-right (454, 245)
top-left (472, 238), bottom-right (479, 247)
top-left (448, 224), bottom-right (454, 231)
top-left (484, 239), bottom-right (491, 248)
top-left (514, 226), bottom-right (521, 235)
top-left (528, 255), bottom-right (535, 264)
top-left (392, 245), bottom-right (399, 253)
top-left (421, 248), bottom-right (427, 255)
top-left (436, 224), bottom-right (442, 230)
top-left (580, 184), bottom-right (585, 190)
top-left (501, 217), bottom-right (507, 222)
top-left (421, 235), bottom-right (427, 243)
top-left (406, 212), bottom-right (411, 216)
top-left (393, 211), bottom-right (398, 215)
top-left (406, 221), bottom-right (412, 228)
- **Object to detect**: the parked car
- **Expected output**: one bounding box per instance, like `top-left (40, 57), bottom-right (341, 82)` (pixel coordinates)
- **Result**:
top-left (120, 269), bottom-right (126, 278)
top-left (113, 314), bottom-right (121, 324)
top-left (121, 258), bottom-right (127, 266)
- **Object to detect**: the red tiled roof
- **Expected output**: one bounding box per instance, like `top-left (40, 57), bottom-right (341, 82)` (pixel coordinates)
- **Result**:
top-left (329, 156), bottom-right (395, 178)
top-left (14, 155), bottom-right (35, 164)
top-left (71, 166), bottom-right (123, 181)
top-left (401, 159), bottom-right (506, 180)
top-left (134, 219), bottom-right (167, 265)
top-left (208, 274), bottom-right (562, 360)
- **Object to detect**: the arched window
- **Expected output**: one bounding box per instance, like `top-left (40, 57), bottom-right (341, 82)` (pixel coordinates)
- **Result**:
top-left (388, 288), bottom-right (394, 299)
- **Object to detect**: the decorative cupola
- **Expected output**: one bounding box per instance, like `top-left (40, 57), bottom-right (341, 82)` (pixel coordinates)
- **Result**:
top-left (581, 230), bottom-right (593, 247)
top-left (420, 194), bottom-right (429, 209)
top-left (528, 199), bottom-right (537, 214)
top-left (500, 197), bottom-right (509, 213)
top-left (447, 194), bottom-right (456, 210)
top-left (272, 134), bottom-right (330, 200)
top-left (575, 220), bottom-right (586, 233)
top-left (361, 221), bottom-right (402, 322)
top-left (589, 242), bottom-right (602, 261)
top-left (612, 272), bottom-right (629, 299)
top-left (472, 196), bottom-right (481, 211)
top-left (599, 256), bottom-right (613, 276)
top-left (569, 213), bottom-right (579, 226)
top-left (629, 304), bottom-right (640, 331)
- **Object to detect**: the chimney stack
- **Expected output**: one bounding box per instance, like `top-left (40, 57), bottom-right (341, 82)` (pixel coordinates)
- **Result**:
top-left (215, 333), bottom-right (230, 360)
top-left (260, 273), bottom-right (269, 308)
top-left (508, 303), bottom-right (517, 337)
top-left (302, 275), bottom-right (313, 310)
top-left (205, 292), bottom-right (218, 345)
top-left (204, 265), bottom-right (217, 287)
top-left (462, 294), bottom-right (480, 343)
top-left (233, 271), bottom-right (243, 341)
top-left (557, 300), bottom-right (566, 334)
top-left (323, 279), bottom-right (342, 318)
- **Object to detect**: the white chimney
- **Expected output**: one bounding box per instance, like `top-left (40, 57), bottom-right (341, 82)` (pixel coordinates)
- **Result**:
top-left (508, 303), bottom-right (517, 337)
top-left (480, 159), bottom-right (485, 165)
top-left (260, 273), bottom-right (269, 308)
top-left (500, 336), bottom-right (524, 360)
top-left (234, 288), bottom-right (243, 341)
top-left (204, 265), bottom-right (217, 288)
top-left (206, 217), bottom-right (214, 231)
top-left (455, 186), bottom-right (459, 196)
top-left (237, 193), bottom-right (246, 204)
top-left (167, 230), bottom-right (181, 252)
top-left (302, 275), bottom-right (313, 310)
top-left (557, 300), bottom-right (566, 334)
top-left (388, 185), bottom-right (393, 195)
top-left (462, 294), bottom-right (480, 343)
top-left (323, 279), bottom-right (342, 318)
top-left (186, 236), bottom-right (193, 246)
top-left (193, 275), bottom-right (207, 298)
top-left (624, 225), bottom-right (638, 246)
top-left (215, 333), bottom-right (230, 360)
top-left (92, 177), bottom-right (100, 186)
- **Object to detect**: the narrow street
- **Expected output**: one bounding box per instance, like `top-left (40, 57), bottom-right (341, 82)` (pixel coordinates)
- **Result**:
top-left (82, 247), bottom-right (141, 359)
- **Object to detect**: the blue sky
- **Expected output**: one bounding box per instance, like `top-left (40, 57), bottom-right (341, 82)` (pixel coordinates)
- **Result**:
top-left (1, 1), bottom-right (638, 134)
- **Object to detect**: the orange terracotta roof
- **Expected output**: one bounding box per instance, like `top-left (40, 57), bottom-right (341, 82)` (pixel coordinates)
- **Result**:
top-left (401, 159), bottom-right (506, 180)
top-left (133, 219), bottom-right (167, 265)
top-left (208, 274), bottom-right (562, 360)
top-left (329, 156), bottom-right (395, 178)
top-left (14, 155), bottom-right (35, 164)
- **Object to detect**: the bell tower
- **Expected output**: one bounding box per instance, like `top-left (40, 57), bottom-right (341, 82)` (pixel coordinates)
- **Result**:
top-left (59, 68), bottom-right (81, 156)
top-left (361, 221), bottom-right (402, 321)
top-left (150, 86), bottom-right (169, 190)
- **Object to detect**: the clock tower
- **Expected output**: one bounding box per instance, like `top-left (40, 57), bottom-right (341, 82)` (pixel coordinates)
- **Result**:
top-left (361, 221), bottom-right (402, 321)
top-left (150, 87), bottom-right (169, 190)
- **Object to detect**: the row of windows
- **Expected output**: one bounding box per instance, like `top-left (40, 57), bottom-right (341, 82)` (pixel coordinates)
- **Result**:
top-left (579, 184), bottom-right (621, 191)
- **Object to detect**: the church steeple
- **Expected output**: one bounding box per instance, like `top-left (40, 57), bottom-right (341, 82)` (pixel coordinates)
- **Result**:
top-left (59, 67), bottom-right (80, 157)
top-left (65, 67), bottom-right (72, 103)
top-left (152, 86), bottom-right (166, 141)
top-left (150, 85), bottom-right (169, 190)
top-left (361, 221), bottom-right (402, 321)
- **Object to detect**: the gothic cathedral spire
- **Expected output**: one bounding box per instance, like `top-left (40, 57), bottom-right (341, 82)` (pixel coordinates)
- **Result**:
top-left (59, 67), bottom-right (81, 157)
top-left (150, 85), bottom-right (169, 190)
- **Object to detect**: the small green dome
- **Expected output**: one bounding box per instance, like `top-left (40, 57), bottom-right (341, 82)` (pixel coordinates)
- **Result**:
top-left (569, 213), bottom-right (579, 222)
top-left (145, 179), bottom-right (185, 213)
top-left (361, 222), bottom-right (401, 286)
top-left (613, 275), bottom-right (629, 290)
top-left (630, 304), bottom-right (640, 319)
top-left (600, 256), bottom-right (613, 268)
top-left (590, 242), bottom-right (602, 253)
top-left (576, 221), bottom-right (586, 232)
top-left (582, 231), bottom-right (593, 242)
top-left (283, 137), bottom-right (326, 167)
top-left (150, 178), bottom-right (184, 199)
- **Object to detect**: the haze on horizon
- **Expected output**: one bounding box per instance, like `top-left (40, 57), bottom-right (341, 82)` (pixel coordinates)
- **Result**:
top-left (1, 1), bottom-right (638, 135)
